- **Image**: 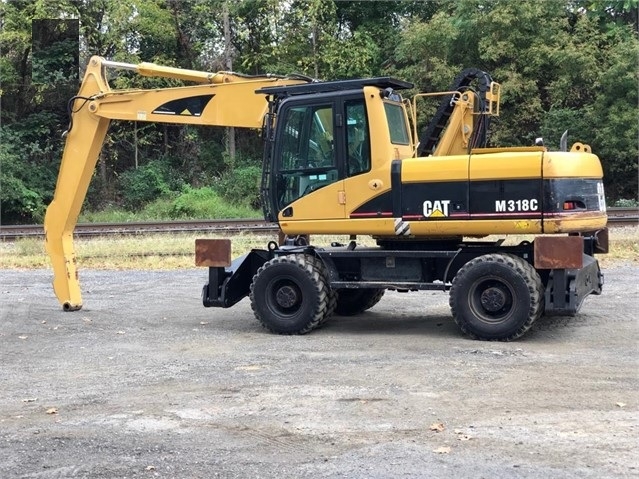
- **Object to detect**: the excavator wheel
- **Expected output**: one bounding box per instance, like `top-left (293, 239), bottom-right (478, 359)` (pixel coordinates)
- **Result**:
top-left (449, 253), bottom-right (544, 341)
top-left (319, 288), bottom-right (338, 326)
top-left (249, 254), bottom-right (332, 334)
top-left (334, 288), bottom-right (385, 316)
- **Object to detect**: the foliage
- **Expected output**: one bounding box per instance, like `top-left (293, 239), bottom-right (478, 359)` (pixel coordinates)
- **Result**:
top-left (118, 160), bottom-right (173, 210)
top-left (169, 186), bottom-right (258, 219)
top-left (0, 113), bottom-right (62, 222)
top-left (613, 198), bottom-right (639, 208)
top-left (0, 142), bottom-right (45, 223)
top-left (1, 0), bottom-right (637, 224)
top-left (392, 0), bottom-right (638, 200)
top-left (584, 25), bottom-right (639, 200)
top-left (216, 165), bottom-right (262, 209)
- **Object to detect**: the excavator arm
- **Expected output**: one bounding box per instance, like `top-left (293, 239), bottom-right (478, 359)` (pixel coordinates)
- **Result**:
top-left (44, 56), bottom-right (310, 311)
top-left (416, 68), bottom-right (500, 157)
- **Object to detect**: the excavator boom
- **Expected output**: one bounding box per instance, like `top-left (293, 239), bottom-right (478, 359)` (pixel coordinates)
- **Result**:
top-left (44, 56), bottom-right (309, 310)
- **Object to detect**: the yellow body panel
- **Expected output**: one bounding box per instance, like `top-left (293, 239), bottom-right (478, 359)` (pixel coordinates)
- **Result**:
top-left (543, 151), bottom-right (603, 178)
top-left (281, 147), bottom-right (607, 237)
top-left (401, 155), bottom-right (469, 182)
top-left (282, 216), bottom-right (606, 237)
top-left (281, 218), bottom-right (543, 236)
top-left (470, 151), bottom-right (543, 179)
top-left (543, 215), bottom-right (608, 233)
top-left (281, 181), bottom-right (346, 220)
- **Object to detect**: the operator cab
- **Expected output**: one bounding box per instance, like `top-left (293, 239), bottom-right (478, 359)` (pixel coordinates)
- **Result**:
top-left (256, 78), bottom-right (413, 221)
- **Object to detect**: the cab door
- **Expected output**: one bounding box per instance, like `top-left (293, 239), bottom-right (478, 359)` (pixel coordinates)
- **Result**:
top-left (343, 90), bottom-right (415, 224)
top-left (271, 98), bottom-right (345, 221)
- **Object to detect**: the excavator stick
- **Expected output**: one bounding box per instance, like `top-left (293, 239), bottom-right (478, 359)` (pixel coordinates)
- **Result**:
top-left (44, 58), bottom-right (112, 310)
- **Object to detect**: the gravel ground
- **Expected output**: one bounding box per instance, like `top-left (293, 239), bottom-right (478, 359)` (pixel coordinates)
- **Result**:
top-left (0, 264), bottom-right (637, 478)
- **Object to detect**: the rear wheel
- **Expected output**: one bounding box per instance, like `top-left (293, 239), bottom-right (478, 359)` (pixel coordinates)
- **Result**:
top-left (250, 254), bottom-right (330, 334)
top-left (449, 253), bottom-right (544, 341)
top-left (335, 288), bottom-right (385, 316)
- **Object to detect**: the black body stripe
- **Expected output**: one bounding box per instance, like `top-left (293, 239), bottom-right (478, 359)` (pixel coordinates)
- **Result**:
top-left (350, 178), bottom-right (602, 220)
top-left (391, 160), bottom-right (402, 217)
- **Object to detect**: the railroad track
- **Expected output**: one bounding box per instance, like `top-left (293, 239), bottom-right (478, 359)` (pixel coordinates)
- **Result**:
top-left (1, 208), bottom-right (636, 241)
top-left (0, 219), bottom-right (280, 241)
top-left (608, 206), bottom-right (639, 226)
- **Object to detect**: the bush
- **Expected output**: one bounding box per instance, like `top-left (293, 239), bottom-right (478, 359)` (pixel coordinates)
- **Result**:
top-left (216, 166), bottom-right (262, 209)
top-left (169, 186), bottom-right (258, 219)
top-left (0, 142), bottom-right (46, 223)
top-left (119, 161), bottom-right (171, 210)
top-left (0, 173), bottom-right (45, 223)
top-left (613, 198), bottom-right (639, 208)
top-left (138, 197), bottom-right (175, 220)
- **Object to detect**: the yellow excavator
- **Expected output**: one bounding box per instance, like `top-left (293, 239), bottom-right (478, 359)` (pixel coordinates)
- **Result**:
top-left (44, 56), bottom-right (608, 340)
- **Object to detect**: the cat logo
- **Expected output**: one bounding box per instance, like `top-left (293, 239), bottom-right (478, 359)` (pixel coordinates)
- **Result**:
top-left (423, 200), bottom-right (451, 217)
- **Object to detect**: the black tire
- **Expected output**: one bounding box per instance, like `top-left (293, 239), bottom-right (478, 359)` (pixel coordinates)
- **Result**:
top-left (250, 254), bottom-right (330, 334)
top-left (319, 288), bottom-right (338, 325)
top-left (335, 288), bottom-right (385, 316)
top-left (449, 253), bottom-right (544, 341)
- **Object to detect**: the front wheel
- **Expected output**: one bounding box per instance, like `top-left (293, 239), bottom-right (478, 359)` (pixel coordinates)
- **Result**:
top-left (250, 254), bottom-right (331, 334)
top-left (449, 253), bottom-right (544, 341)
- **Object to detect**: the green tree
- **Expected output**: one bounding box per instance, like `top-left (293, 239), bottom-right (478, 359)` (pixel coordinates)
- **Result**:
top-left (1, 0), bottom-right (79, 223)
top-left (585, 25), bottom-right (638, 200)
top-left (393, 0), bottom-right (638, 200)
top-left (2, 0), bottom-right (635, 222)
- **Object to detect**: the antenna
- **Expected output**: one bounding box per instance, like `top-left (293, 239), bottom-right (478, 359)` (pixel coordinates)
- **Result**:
top-left (560, 130), bottom-right (568, 152)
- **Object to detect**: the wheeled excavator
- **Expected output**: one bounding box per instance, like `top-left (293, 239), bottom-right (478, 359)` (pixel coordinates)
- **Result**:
top-left (44, 56), bottom-right (608, 340)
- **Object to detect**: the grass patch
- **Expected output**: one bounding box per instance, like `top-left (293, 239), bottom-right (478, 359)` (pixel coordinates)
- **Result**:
top-left (169, 187), bottom-right (257, 219)
top-left (78, 187), bottom-right (260, 223)
top-left (79, 206), bottom-right (141, 223)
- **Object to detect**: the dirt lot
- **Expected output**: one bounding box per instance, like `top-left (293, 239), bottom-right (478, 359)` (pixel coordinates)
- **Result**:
top-left (1, 264), bottom-right (637, 478)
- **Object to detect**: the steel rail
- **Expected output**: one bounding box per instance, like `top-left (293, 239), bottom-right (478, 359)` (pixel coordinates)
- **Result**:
top-left (0, 219), bottom-right (279, 241)
top-left (1, 208), bottom-right (637, 241)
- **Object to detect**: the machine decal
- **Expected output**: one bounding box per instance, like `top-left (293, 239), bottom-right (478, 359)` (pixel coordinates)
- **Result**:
top-left (153, 94), bottom-right (215, 117)
top-left (597, 182), bottom-right (607, 212)
top-left (423, 200), bottom-right (451, 217)
top-left (394, 218), bottom-right (411, 235)
top-left (494, 199), bottom-right (539, 213)
top-left (401, 181), bottom-right (467, 219)
top-left (468, 178), bottom-right (542, 219)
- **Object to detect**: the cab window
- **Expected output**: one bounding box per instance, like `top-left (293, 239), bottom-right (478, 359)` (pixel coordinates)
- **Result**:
top-left (384, 102), bottom-right (410, 145)
top-left (276, 104), bottom-right (338, 209)
top-left (345, 100), bottom-right (370, 176)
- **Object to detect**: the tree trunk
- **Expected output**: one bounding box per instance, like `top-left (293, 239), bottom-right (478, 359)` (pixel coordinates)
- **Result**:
top-left (224, 1), bottom-right (236, 162)
top-left (99, 150), bottom-right (108, 201)
top-left (134, 121), bottom-right (138, 169)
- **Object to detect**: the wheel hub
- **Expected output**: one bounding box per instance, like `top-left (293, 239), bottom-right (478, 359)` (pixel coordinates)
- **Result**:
top-left (480, 287), bottom-right (507, 312)
top-left (275, 285), bottom-right (299, 308)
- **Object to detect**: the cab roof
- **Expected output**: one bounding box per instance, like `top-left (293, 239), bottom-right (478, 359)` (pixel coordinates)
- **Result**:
top-left (256, 77), bottom-right (413, 97)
